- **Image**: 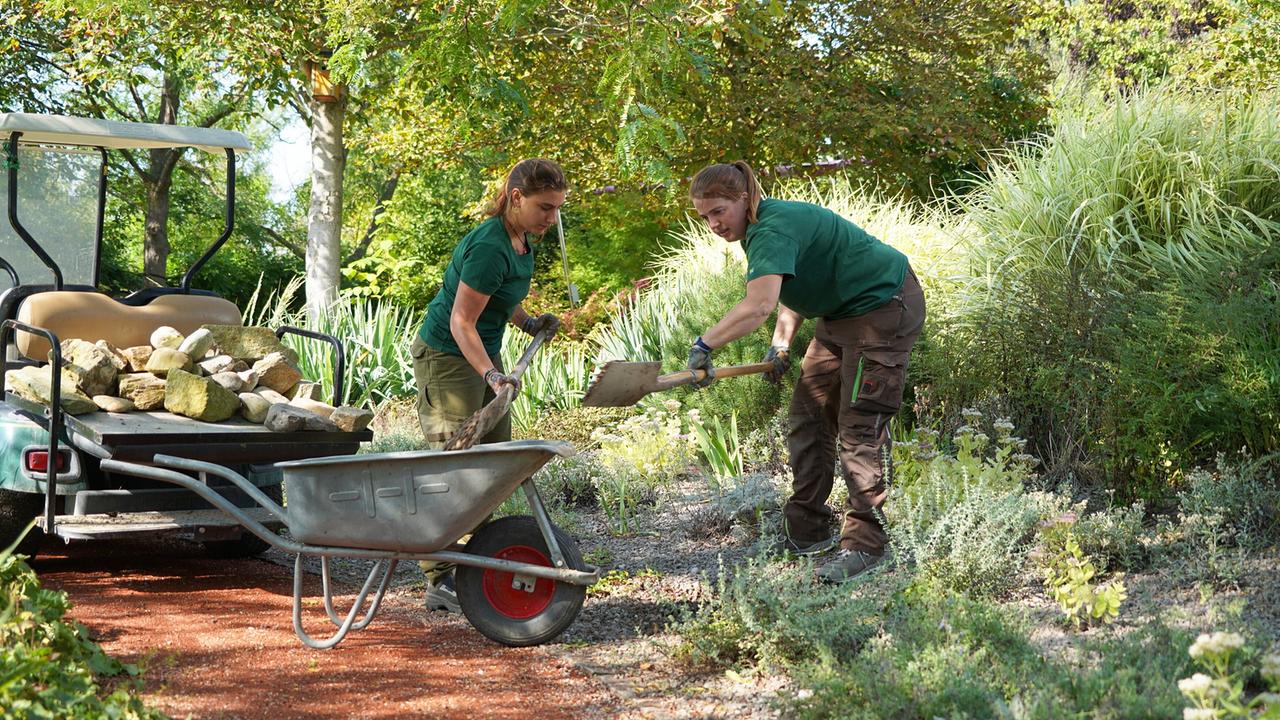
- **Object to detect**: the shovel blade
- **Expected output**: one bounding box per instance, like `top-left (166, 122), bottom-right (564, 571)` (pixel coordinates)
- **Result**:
top-left (581, 361), bottom-right (663, 407)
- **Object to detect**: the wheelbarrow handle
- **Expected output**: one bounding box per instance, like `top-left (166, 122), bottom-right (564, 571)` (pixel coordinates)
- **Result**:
top-left (654, 361), bottom-right (776, 390)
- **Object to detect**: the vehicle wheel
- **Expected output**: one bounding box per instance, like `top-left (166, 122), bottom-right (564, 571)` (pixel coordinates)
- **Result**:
top-left (0, 489), bottom-right (46, 558)
top-left (200, 485), bottom-right (281, 559)
top-left (456, 515), bottom-right (587, 647)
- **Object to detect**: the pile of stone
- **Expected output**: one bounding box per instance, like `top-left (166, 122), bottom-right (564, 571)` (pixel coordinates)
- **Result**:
top-left (3, 324), bottom-right (372, 433)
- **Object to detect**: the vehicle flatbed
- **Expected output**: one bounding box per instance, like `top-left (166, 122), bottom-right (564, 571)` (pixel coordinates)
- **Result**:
top-left (6, 392), bottom-right (371, 463)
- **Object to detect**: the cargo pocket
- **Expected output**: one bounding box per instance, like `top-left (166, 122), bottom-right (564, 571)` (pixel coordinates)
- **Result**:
top-left (851, 351), bottom-right (907, 413)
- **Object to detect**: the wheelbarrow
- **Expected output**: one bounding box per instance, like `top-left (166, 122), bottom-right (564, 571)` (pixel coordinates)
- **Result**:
top-left (98, 440), bottom-right (600, 649)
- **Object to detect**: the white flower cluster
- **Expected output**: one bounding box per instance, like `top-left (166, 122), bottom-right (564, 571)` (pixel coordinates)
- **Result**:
top-left (1177, 673), bottom-right (1219, 699)
top-left (1188, 631), bottom-right (1246, 660)
top-left (1263, 653), bottom-right (1280, 683)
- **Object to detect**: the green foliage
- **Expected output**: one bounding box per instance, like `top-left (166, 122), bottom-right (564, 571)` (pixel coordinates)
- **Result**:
top-left (499, 331), bottom-right (593, 435)
top-left (1176, 453), bottom-right (1280, 551)
top-left (516, 405), bottom-right (636, 448)
top-left (0, 523), bottom-right (166, 719)
top-left (1042, 534), bottom-right (1128, 628)
top-left (242, 276), bottom-right (418, 408)
top-left (689, 408), bottom-right (743, 487)
top-left (937, 86), bottom-right (1280, 491)
top-left (589, 402), bottom-right (694, 534)
top-left (672, 558), bottom-right (905, 671)
top-left (1029, 0), bottom-right (1280, 92)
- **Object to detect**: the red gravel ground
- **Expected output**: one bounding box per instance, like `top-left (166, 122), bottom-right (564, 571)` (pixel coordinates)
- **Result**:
top-left (34, 541), bottom-right (615, 720)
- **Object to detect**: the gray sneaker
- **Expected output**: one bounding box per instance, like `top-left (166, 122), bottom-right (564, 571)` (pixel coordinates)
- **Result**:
top-left (769, 534), bottom-right (837, 558)
top-left (817, 549), bottom-right (885, 583)
top-left (425, 572), bottom-right (460, 613)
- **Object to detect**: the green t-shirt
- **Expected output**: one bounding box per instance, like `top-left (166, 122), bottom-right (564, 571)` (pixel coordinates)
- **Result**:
top-left (743, 198), bottom-right (908, 319)
top-left (419, 216), bottom-right (535, 357)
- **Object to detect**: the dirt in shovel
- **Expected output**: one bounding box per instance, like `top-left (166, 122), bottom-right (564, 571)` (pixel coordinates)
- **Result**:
top-left (33, 538), bottom-right (615, 720)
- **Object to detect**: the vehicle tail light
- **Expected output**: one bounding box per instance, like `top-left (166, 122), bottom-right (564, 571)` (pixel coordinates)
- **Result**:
top-left (25, 449), bottom-right (71, 473)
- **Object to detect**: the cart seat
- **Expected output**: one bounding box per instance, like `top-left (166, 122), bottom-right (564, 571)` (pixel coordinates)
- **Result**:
top-left (14, 290), bottom-right (241, 359)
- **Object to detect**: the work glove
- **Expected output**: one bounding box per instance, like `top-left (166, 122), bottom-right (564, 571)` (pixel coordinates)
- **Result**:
top-left (686, 337), bottom-right (716, 389)
top-left (763, 345), bottom-right (791, 384)
top-left (484, 368), bottom-right (521, 394)
top-left (521, 312), bottom-right (561, 339)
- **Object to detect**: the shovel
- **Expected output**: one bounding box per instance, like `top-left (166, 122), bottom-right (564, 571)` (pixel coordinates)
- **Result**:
top-left (581, 360), bottom-right (774, 407)
top-left (443, 326), bottom-right (553, 451)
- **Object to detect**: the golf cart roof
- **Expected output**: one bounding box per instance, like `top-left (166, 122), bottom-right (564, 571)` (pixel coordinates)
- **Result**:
top-left (0, 113), bottom-right (250, 153)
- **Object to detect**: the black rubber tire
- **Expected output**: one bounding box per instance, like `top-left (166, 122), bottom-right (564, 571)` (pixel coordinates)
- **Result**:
top-left (0, 489), bottom-right (46, 559)
top-left (199, 485), bottom-right (281, 559)
top-left (456, 515), bottom-right (587, 647)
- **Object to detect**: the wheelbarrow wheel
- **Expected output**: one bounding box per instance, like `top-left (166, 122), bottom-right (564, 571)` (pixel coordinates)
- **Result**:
top-left (456, 515), bottom-right (586, 647)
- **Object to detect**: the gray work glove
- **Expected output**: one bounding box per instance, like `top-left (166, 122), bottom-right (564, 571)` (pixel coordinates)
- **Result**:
top-left (687, 337), bottom-right (715, 389)
top-left (521, 312), bottom-right (561, 339)
top-left (484, 368), bottom-right (521, 394)
top-left (763, 345), bottom-right (791, 384)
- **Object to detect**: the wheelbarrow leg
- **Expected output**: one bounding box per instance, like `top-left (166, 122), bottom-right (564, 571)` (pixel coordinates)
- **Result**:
top-left (521, 479), bottom-right (567, 569)
top-left (320, 556), bottom-right (397, 631)
top-left (291, 554), bottom-right (396, 649)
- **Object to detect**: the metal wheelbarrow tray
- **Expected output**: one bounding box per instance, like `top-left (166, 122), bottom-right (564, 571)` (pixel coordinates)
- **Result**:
top-left (100, 439), bottom-right (600, 649)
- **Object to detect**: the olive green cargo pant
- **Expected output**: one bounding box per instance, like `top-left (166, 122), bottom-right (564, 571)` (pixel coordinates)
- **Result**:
top-left (410, 336), bottom-right (511, 449)
top-left (782, 268), bottom-right (926, 554)
top-left (410, 336), bottom-right (508, 579)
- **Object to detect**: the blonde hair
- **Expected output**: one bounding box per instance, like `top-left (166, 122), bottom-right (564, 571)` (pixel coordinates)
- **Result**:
top-left (689, 160), bottom-right (763, 223)
top-left (486, 158), bottom-right (568, 217)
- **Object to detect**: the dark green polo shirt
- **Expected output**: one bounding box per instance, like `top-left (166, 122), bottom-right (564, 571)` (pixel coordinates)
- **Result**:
top-left (419, 216), bottom-right (535, 357)
top-left (743, 198), bottom-right (908, 319)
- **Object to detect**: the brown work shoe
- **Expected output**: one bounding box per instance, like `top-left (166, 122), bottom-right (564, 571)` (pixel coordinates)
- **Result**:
top-left (768, 534), bottom-right (837, 558)
top-left (817, 549), bottom-right (885, 583)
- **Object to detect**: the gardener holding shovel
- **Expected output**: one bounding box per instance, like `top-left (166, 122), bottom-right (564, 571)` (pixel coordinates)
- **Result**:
top-left (411, 157), bottom-right (565, 610)
top-left (686, 161), bottom-right (925, 583)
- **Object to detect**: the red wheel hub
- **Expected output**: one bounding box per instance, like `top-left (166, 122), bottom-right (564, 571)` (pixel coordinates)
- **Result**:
top-left (481, 545), bottom-right (555, 619)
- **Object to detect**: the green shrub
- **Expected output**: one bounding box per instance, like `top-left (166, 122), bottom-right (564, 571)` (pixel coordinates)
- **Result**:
top-left (1177, 453), bottom-right (1280, 551)
top-left (672, 558), bottom-right (906, 671)
top-left (1042, 534), bottom-right (1128, 629)
top-left (532, 452), bottom-right (604, 508)
top-left (886, 416), bottom-right (1043, 597)
top-left (1, 528), bottom-right (166, 719)
top-left (938, 86), bottom-right (1280, 491)
top-left (1075, 501), bottom-right (1151, 572)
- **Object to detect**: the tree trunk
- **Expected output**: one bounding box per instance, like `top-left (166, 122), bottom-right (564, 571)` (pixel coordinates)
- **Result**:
top-left (142, 171), bottom-right (176, 286)
top-left (141, 73), bottom-right (183, 287)
top-left (305, 95), bottom-right (346, 321)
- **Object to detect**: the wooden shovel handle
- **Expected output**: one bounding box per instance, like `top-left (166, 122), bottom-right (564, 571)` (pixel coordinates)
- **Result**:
top-left (653, 361), bottom-right (775, 391)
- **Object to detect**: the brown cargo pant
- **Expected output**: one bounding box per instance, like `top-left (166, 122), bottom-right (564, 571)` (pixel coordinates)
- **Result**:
top-left (782, 268), bottom-right (925, 554)
top-left (410, 335), bottom-right (510, 450)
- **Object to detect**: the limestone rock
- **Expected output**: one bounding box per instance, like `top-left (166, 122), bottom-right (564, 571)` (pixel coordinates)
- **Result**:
top-left (58, 339), bottom-right (119, 397)
top-left (236, 369), bottom-right (259, 391)
top-left (5, 365), bottom-right (97, 414)
top-left (201, 324), bottom-right (288, 361)
top-left (290, 381), bottom-right (324, 401)
top-left (150, 326), bottom-right (184, 350)
top-left (118, 372), bottom-right (166, 410)
top-left (289, 397), bottom-right (336, 418)
top-left (253, 387), bottom-right (291, 405)
top-left (93, 395), bottom-right (134, 413)
top-left (164, 368), bottom-right (239, 422)
top-left (145, 348), bottom-right (195, 378)
top-left (209, 372), bottom-right (243, 393)
top-left (177, 328), bottom-right (216, 360)
top-left (94, 340), bottom-right (129, 371)
top-left (238, 393), bottom-right (271, 424)
top-left (265, 403), bottom-right (337, 433)
top-left (198, 354), bottom-right (237, 376)
top-left (121, 346), bottom-right (153, 373)
top-left (252, 352), bottom-right (303, 395)
top-left (330, 406), bottom-right (374, 433)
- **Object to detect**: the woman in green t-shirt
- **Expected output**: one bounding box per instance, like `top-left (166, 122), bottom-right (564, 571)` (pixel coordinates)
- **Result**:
top-left (686, 161), bottom-right (926, 585)
top-left (412, 158), bottom-right (566, 611)
top-left (412, 157), bottom-right (566, 447)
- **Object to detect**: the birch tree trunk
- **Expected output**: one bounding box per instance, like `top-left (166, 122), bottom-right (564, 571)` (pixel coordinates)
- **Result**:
top-left (305, 95), bottom-right (345, 321)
